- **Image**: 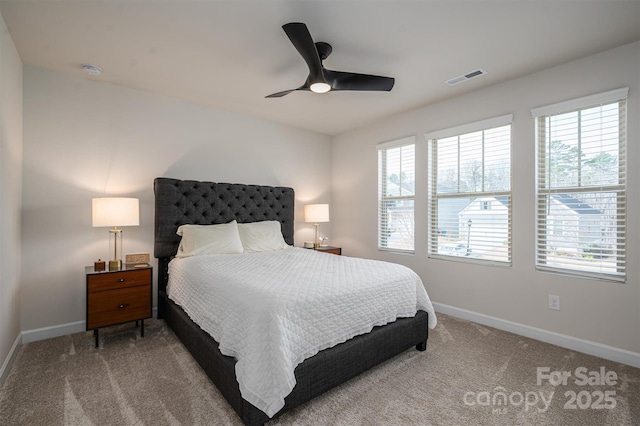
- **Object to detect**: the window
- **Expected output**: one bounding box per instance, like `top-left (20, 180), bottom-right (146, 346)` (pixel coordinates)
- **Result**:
top-left (426, 115), bottom-right (512, 264)
top-left (532, 88), bottom-right (628, 282)
top-left (377, 137), bottom-right (415, 252)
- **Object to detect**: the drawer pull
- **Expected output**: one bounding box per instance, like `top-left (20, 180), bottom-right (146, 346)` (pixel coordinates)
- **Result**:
top-left (118, 278), bottom-right (126, 283)
top-left (118, 303), bottom-right (129, 309)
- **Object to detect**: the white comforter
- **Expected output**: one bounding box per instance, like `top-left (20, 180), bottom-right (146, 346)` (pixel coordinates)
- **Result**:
top-left (167, 248), bottom-right (436, 417)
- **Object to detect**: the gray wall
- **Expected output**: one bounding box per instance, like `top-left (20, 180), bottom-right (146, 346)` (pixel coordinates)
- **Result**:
top-left (332, 42), bottom-right (640, 353)
top-left (0, 13), bottom-right (23, 383)
top-left (21, 66), bottom-right (332, 331)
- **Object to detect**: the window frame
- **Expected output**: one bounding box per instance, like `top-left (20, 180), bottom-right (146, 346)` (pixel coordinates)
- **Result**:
top-left (425, 114), bottom-right (513, 266)
top-left (531, 88), bottom-right (628, 282)
top-left (377, 136), bottom-right (416, 253)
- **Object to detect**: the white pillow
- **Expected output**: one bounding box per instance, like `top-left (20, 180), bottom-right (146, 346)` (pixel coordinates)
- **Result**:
top-left (175, 221), bottom-right (244, 257)
top-left (237, 221), bottom-right (290, 253)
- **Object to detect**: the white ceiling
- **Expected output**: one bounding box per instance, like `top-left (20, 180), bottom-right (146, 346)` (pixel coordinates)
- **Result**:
top-left (2, 0), bottom-right (639, 136)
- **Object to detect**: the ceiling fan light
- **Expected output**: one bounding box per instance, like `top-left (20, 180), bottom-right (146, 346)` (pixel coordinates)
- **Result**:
top-left (310, 82), bottom-right (331, 93)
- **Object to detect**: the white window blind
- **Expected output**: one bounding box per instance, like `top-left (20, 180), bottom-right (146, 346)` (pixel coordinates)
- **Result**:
top-left (377, 137), bottom-right (415, 252)
top-left (426, 117), bottom-right (512, 265)
top-left (533, 89), bottom-right (628, 282)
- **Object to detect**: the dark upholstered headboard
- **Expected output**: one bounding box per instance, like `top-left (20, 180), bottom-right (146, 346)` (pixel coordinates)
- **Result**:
top-left (154, 178), bottom-right (295, 301)
top-left (154, 177), bottom-right (295, 259)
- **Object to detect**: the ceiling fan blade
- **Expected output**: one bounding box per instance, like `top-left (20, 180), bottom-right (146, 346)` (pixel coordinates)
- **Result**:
top-left (282, 22), bottom-right (324, 81)
top-left (265, 89), bottom-right (297, 98)
top-left (265, 85), bottom-right (310, 98)
top-left (325, 69), bottom-right (395, 92)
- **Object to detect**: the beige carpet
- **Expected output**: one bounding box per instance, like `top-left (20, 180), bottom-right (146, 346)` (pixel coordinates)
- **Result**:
top-left (1, 314), bottom-right (639, 425)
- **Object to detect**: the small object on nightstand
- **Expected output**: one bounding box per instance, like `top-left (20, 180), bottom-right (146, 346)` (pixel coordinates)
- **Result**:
top-left (94, 259), bottom-right (105, 271)
top-left (314, 246), bottom-right (342, 255)
top-left (125, 252), bottom-right (150, 264)
top-left (86, 264), bottom-right (152, 348)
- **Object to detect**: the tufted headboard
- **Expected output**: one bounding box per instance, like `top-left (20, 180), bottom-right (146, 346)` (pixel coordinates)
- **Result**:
top-left (154, 177), bottom-right (295, 258)
top-left (154, 177), bottom-right (295, 296)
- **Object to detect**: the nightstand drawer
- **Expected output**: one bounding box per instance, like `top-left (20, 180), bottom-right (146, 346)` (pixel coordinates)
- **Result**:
top-left (88, 269), bottom-right (151, 293)
top-left (87, 285), bottom-right (151, 329)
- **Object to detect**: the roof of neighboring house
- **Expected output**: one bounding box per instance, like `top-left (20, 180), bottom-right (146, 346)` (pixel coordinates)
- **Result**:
top-left (551, 194), bottom-right (602, 215)
top-left (495, 196), bottom-right (509, 208)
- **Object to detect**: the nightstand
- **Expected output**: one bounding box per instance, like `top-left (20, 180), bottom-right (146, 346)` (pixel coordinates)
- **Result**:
top-left (314, 246), bottom-right (342, 255)
top-left (86, 264), bottom-right (152, 348)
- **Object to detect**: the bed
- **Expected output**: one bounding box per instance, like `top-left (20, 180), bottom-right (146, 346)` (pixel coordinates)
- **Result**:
top-left (154, 177), bottom-right (433, 425)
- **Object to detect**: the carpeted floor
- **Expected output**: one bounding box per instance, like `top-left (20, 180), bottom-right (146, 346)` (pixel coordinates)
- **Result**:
top-left (1, 314), bottom-right (639, 425)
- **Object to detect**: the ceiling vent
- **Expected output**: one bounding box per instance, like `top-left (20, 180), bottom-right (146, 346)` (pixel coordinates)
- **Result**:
top-left (445, 68), bottom-right (487, 85)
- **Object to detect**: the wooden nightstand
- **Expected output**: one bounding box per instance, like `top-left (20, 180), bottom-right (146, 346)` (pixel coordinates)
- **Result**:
top-left (314, 246), bottom-right (342, 255)
top-left (86, 264), bottom-right (152, 348)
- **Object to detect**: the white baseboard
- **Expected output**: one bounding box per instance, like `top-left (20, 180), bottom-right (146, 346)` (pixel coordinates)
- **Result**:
top-left (13, 305), bottom-right (637, 375)
top-left (21, 307), bottom-right (159, 344)
top-left (0, 332), bottom-right (22, 388)
top-left (433, 302), bottom-right (640, 368)
top-left (21, 320), bottom-right (86, 344)
top-left (2, 310), bottom-right (161, 386)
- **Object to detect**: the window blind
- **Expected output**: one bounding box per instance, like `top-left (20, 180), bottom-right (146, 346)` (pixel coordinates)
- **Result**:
top-left (533, 89), bottom-right (627, 282)
top-left (427, 119), bottom-right (512, 265)
top-left (377, 138), bottom-right (416, 252)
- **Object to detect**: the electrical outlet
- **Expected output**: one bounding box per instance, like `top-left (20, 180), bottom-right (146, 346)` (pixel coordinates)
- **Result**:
top-left (548, 294), bottom-right (560, 311)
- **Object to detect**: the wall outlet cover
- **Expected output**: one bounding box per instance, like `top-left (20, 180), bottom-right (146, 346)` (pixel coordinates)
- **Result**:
top-left (548, 294), bottom-right (560, 311)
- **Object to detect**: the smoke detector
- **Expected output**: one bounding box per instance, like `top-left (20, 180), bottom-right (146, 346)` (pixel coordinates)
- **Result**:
top-left (82, 64), bottom-right (102, 76)
top-left (445, 68), bottom-right (486, 85)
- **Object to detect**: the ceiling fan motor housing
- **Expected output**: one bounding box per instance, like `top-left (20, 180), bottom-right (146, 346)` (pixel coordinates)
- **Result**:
top-left (315, 42), bottom-right (332, 60)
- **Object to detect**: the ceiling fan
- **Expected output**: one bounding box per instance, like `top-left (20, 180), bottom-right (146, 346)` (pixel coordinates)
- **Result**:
top-left (266, 22), bottom-right (395, 98)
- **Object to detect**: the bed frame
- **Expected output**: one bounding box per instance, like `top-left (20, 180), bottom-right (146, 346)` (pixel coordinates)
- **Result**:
top-left (154, 177), bottom-right (429, 425)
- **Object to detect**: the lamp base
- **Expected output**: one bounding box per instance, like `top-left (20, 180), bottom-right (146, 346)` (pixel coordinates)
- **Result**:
top-left (313, 223), bottom-right (320, 249)
top-left (109, 259), bottom-right (122, 271)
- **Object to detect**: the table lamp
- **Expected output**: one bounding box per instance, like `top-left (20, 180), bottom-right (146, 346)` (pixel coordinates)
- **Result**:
top-left (304, 204), bottom-right (329, 248)
top-left (92, 197), bottom-right (140, 270)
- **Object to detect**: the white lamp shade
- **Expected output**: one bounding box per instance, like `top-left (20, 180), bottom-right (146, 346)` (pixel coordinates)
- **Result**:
top-left (92, 198), bottom-right (140, 227)
top-left (304, 204), bottom-right (330, 223)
